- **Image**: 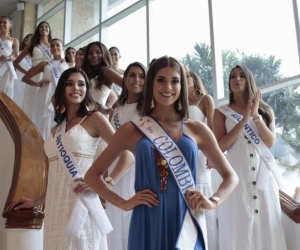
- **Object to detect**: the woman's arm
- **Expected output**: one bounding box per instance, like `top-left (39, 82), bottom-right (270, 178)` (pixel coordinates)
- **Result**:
top-left (11, 38), bottom-right (19, 60)
top-left (102, 67), bottom-right (123, 87)
top-left (106, 90), bottom-right (118, 108)
top-left (85, 121), bottom-right (158, 211)
top-left (22, 61), bottom-right (48, 87)
top-left (13, 43), bottom-right (30, 74)
top-left (202, 94), bottom-right (214, 130)
top-left (251, 90), bottom-right (276, 148)
top-left (191, 121), bottom-right (239, 207)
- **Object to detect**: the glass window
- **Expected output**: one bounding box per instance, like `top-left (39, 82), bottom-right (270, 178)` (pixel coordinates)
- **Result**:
top-left (44, 0), bottom-right (64, 13)
top-left (150, 0), bottom-right (212, 94)
top-left (103, 0), bottom-right (140, 19)
top-left (106, 7), bottom-right (147, 71)
top-left (69, 0), bottom-right (100, 41)
top-left (46, 8), bottom-right (65, 41)
top-left (263, 81), bottom-right (300, 201)
top-left (213, 0), bottom-right (299, 98)
top-left (74, 33), bottom-right (100, 50)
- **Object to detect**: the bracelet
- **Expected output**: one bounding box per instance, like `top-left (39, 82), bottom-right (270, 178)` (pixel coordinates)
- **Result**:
top-left (253, 115), bottom-right (262, 123)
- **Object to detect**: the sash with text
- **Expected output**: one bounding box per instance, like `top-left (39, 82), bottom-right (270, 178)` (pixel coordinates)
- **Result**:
top-left (54, 119), bottom-right (113, 238)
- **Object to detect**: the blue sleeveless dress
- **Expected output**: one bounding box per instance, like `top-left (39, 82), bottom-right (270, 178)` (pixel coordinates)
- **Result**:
top-left (128, 120), bottom-right (205, 250)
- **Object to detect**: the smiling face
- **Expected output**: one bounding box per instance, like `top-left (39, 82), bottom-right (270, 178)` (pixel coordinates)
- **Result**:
top-left (0, 17), bottom-right (11, 34)
top-left (24, 34), bottom-right (33, 45)
top-left (38, 22), bottom-right (50, 37)
top-left (124, 66), bottom-right (145, 97)
top-left (109, 48), bottom-right (120, 65)
top-left (87, 44), bottom-right (103, 66)
top-left (152, 66), bottom-right (181, 107)
top-left (50, 39), bottom-right (63, 56)
top-left (64, 72), bottom-right (87, 106)
top-left (75, 49), bottom-right (85, 68)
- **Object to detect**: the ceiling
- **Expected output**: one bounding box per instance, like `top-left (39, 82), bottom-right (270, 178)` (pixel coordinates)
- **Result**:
top-left (0, 0), bottom-right (41, 17)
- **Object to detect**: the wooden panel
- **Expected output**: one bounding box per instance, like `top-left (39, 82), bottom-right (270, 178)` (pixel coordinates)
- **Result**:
top-left (280, 190), bottom-right (300, 223)
top-left (0, 91), bottom-right (48, 229)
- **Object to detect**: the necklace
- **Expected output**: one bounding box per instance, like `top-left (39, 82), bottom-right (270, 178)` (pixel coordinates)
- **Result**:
top-left (153, 146), bottom-right (169, 193)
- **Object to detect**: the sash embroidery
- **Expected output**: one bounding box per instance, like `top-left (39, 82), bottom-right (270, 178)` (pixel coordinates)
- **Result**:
top-left (0, 38), bottom-right (17, 79)
top-left (217, 105), bottom-right (285, 191)
top-left (132, 116), bottom-right (202, 250)
top-left (37, 42), bottom-right (53, 60)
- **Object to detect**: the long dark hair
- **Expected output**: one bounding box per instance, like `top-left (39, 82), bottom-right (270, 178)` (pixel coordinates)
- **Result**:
top-left (117, 62), bottom-right (147, 115)
top-left (53, 68), bottom-right (96, 124)
top-left (65, 47), bottom-right (76, 62)
top-left (82, 41), bottom-right (112, 89)
top-left (142, 56), bottom-right (189, 118)
top-left (229, 65), bottom-right (273, 125)
top-left (28, 21), bottom-right (52, 57)
top-left (19, 34), bottom-right (33, 50)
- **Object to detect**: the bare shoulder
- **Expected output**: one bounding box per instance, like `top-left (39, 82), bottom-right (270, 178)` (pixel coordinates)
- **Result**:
top-left (185, 119), bottom-right (210, 135)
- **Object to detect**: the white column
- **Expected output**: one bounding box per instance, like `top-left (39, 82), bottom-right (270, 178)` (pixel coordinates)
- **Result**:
top-left (6, 228), bottom-right (44, 250)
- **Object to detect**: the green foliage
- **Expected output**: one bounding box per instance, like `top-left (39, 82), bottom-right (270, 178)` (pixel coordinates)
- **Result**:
top-left (181, 42), bottom-right (300, 156)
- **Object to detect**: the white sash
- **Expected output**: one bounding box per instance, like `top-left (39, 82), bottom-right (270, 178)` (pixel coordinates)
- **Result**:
top-left (48, 59), bottom-right (61, 85)
top-left (24, 55), bottom-right (32, 69)
top-left (0, 38), bottom-right (17, 79)
top-left (132, 116), bottom-right (204, 250)
top-left (54, 119), bottom-right (113, 238)
top-left (37, 42), bottom-right (53, 60)
top-left (218, 105), bottom-right (285, 191)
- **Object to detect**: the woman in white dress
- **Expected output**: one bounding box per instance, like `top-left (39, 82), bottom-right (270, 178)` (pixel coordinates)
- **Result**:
top-left (187, 70), bottom-right (219, 250)
top-left (0, 16), bottom-right (19, 99)
top-left (13, 33), bottom-right (33, 108)
top-left (14, 21), bottom-right (52, 125)
top-left (9, 67), bottom-right (115, 250)
top-left (106, 62), bottom-right (147, 250)
top-left (109, 46), bottom-right (124, 96)
top-left (22, 39), bottom-right (69, 139)
top-left (82, 42), bottom-right (123, 159)
top-left (213, 65), bottom-right (286, 250)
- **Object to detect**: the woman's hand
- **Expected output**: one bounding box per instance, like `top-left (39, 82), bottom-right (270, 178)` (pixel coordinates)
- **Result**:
top-left (38, 79), bottom-right (50, 87)
top-left (251, 89), bottom-right (261, 118)
top-left (206, 159), bottom-right (213, 169)
top-left (119, 189), bottom-right (159, 211)
top-left (0, 55), bottom-right (7, 61)
top-left (6, 198), bottom-right (36, 210)
top-left (185, 189), bottom-right (216, 211)
top-left (73, 177), bottom-right (93, 194)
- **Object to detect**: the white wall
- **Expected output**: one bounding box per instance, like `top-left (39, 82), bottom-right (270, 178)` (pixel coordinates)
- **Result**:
top-left (0, 120), bottom-right (15, 250)
top-left (10, 9), bottom-right (23, 42)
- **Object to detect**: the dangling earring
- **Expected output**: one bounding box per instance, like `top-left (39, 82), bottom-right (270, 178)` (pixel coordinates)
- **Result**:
top-left (85, 104), bottom-right (90, 111)
top-left (193, 89), bottom-right (201, 96)
top-left (151, 98), bottom-right (155, 109)
top-left (121, 86), bottom-right (128, 105)
top-left (178, 99), bottom-right (182, 111)
top-left (56, 104), bottom-right (66, 114)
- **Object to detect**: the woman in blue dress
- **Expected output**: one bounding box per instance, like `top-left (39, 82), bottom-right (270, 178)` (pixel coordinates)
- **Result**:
top-left (85, 56), bottom-right (238, 250)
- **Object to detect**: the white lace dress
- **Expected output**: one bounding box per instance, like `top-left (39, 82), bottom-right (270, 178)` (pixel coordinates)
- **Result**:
top-left (23, 46), bottom-right (49, 126)
top-left (0, 39), bottom-right (15, 98)
top-left (36, 60), bottom-right (69, 140)
top-left (43, 122), bottom-right (108, 250)
top-left (106, 102), bottom-right (139, 250)
top-left (189, 104), bottom-right (219, 250)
